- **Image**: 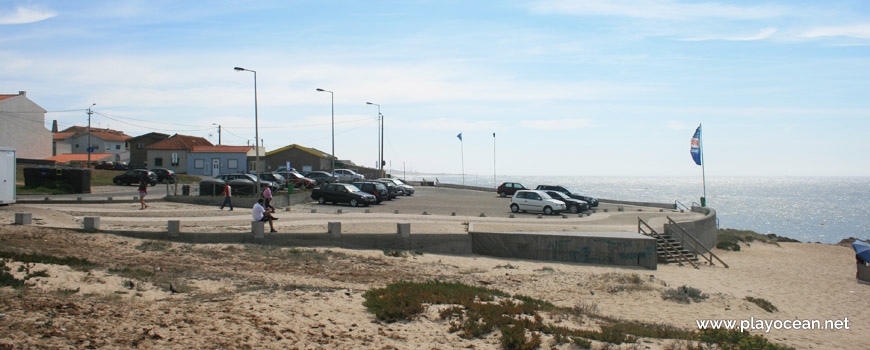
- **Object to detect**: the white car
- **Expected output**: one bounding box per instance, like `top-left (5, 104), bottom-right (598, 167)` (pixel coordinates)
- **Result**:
top-left (378, 178), bottom-right (415, 196)
top-left (333, 169), bottom-right (365, 182)
top-left (510, 190), bottom-right (566, 215)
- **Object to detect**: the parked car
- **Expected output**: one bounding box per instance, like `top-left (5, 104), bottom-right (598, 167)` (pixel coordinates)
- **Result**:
top-left (113, 162), bottom-right (129, 170)
top-left (372, 179), bottom-right (400, 199)
top-left (497, 182), bottom-right (527, 198)
top-left (543, 190), bottom-right (589, 214)
top-left (150, 168), bottom-right (178, 184)
top-left (113, 169), bottom-right (157, 186)
top-left (279, 172), bottom-right (317, 189)
top-left (311, 183), bottom-right (377, 207)
top-left (304, 171), bottom-right (336, 185)
top-left (377, 178), bottom-right (415, 196)
top-left (333, 169), bottom-right (365, 182)
top-left (352, 181), bottom-right (389, 203)
top-left (259, 172), bottom-right (286, 188)
top-left (215, 173), bottom-right (279, 192)
top-left (510, 190), bottom-right (566, 215)
top-left (535, 185), bottom-right (599, 207)
top-left (95, 162), bottom-right (115, 170)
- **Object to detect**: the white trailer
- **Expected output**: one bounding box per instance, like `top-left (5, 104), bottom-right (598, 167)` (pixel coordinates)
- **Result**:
top-left (0, 147), bottom-right (15, 204)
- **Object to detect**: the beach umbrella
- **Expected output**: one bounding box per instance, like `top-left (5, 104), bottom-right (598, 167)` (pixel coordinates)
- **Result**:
top-left (853, 241), bottom-right (870, 263)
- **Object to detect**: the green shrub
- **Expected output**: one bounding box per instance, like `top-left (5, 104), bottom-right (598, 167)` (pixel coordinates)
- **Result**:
top-left (699, 329), bottom-right (795, 350)
top-left (500, 324), bottom-right (541, 350)
top-left (716, 241), bottom-right (741, 251)
top-left (0, 251), bottom-right (94, 271)
top-left (662, 285), bottom-right (708, 304)
top-left (745, 296), bottom-right (778, 313)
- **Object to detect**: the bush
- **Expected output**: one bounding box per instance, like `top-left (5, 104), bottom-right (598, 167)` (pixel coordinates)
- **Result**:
top-left (662, 285), bottom-right (708, 304)
top-left (716, 241), bottom-right (741, 251)
top-left (745, 296), bottom-right (778, 313)
top-left (500, 324), bottom-right (541, 350)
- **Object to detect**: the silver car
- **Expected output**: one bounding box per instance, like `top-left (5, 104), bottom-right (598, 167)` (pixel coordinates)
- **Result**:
top-left (510, 190), bottom-right (566, 215)
top-left (378, 178), bottom-right (415, 196)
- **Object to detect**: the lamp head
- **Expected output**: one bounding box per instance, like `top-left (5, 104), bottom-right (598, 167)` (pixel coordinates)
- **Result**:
top-left (316, 88), bottom-right (324, 91)
top-left (233, 67), bottom-right (245, 71)
top-left (366, 102), bottom-right (374, 105)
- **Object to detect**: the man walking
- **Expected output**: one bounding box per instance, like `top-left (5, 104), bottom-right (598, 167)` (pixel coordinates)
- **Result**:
top-left (220, 183), bottom-right (233, 211)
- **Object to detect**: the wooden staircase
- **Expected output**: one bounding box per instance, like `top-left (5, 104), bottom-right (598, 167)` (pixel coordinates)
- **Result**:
top-left (637, 217), bottom-right (729, 269)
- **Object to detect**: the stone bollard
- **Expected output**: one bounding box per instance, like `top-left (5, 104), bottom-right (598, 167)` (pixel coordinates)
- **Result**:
top-left (397, 223), bottom-right (411, 238)
top-left (133, 196), bottom-right (139, 201)
top-left (537, 214), bottom-right (543, 219)
top-left (168, 220), bottom-right (180, 238)
top-left (14, 213), bottom-right (32, 225)
top-left (479, 213), bottom-right (486, 217)
top-left (637, 208), bottom-right (642, 212)
top-left (509, 214), bottom-right (515, 218)
top-left (562, 215), bottom-right (567, 219)
top-left (77, 197), bottom-right (83, 201)
top-left (603, 208), bottom-right (609, 213)
top-left (394, 210), bottom-right (400, 214)
top-left (83, 217), bottom-right (100, 231)
top-left (586, 212), bottom-right (592, 217)
top-left (311, 209), bottom-right (317, 213)
top-left (578, 213), bottom-right (584, 218)
top-left (251, 221), bottom-right (265, 239)
top-left (451, 212), bottom-right (456, 216)
top-left (364, 209), bottom-right (370, 213)
top-left (337, 209), bottom-right (343, 214)
top-left (659, 209), bottom-right (664, 212)
top-left (422, 211), bottom-right (429, 215)
top-left (107, 197), bottom-right (113, 201)
top-left (44, 196), bottom-right (50, 201)
top-left (328, 222), bottom-right (341, 238)
top-left (680, 209), bottom-right (685, 213)
top-left (618, 206), bottom-right (624, 212)
top-left (592, 209), bottom-right (597, 213)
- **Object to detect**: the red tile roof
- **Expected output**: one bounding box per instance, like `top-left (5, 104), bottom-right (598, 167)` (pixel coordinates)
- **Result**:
top-left (146, 134), bottom-right (213, 150)
top-left (53, 132), bottom-right (74, 140)
top-left (45, 153), bottom-right (114, 162)
top-left (90, 131), bottom-right (132, 142)
top-left (54, 126), bottom-right (131, 141)
top-left (190, 145), bottom-right (253, 153)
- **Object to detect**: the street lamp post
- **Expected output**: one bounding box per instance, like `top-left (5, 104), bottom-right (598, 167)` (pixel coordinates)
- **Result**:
top-left (87, 103), bottom-right (95, 167)
top-left (233, 66), bottom-right (261, 194)
top-left (211, 123), bottom-right (221, 145)
top-left (366, 102), bottom-right (382, 177)
top-left (316, 88), bottom-right (336, 183)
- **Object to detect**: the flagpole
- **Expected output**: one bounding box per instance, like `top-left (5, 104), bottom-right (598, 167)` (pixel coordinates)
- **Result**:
top-left (493, 133), bottom-right (496, 189)
top-left (460, 134), bottom-right (465, 186)
top-left (700, 123), bottom-right (706, 206)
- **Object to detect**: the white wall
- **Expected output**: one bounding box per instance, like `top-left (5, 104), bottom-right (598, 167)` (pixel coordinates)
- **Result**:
top-left (0, 94), bottom-right (51, 159)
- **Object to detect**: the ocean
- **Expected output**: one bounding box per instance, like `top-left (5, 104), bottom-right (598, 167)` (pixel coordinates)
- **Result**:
top-left (405, 175), bottom-right (870, 244)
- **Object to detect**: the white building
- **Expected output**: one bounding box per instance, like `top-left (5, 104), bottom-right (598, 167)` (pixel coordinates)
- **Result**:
top-left (53, 126), bottom-right (132, 164)
top-left (0, 91), bottom-right (51, 159)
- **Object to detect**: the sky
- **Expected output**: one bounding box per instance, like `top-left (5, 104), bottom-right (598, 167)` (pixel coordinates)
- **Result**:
top-left (2, 0), bottom-right (869, 177)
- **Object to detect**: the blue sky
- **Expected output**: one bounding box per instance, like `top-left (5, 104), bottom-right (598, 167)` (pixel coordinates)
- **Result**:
top-left (2, 0), bottom-right (869, 177)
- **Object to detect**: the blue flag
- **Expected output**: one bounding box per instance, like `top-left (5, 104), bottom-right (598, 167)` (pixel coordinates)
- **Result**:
top-left (457, 133), bottom-right (462, 141)
top-left (690, 125), bottom-right (702, 166)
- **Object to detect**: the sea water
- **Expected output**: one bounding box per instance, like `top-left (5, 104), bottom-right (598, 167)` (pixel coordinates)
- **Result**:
top-left (408, 175), bottom-right (870, 244)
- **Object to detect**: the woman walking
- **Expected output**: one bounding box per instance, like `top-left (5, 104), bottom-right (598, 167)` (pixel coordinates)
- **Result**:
top-left (138, 178), bottom-right (149, 210)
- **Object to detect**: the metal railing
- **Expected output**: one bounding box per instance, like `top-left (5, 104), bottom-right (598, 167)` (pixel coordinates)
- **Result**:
top-left (675, 200), bottom-right (691, 211)
top-left (666, 216), bottom-right (728, 268)
top-left (638, 217), bottom-right (698, 269)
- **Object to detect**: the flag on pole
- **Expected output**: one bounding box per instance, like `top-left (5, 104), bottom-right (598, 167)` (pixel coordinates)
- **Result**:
top-left (690, 125), bottom-right (702, 166)
top-left (457, 133), bottom-right (462, 141)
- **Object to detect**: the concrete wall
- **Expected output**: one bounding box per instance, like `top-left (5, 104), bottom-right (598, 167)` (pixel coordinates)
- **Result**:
top-left (664, 206), bottom-right (718, 254)
top-left (148, 149), bottom-right (189, 173)
top-left (66, 134), bottom-right (127, 156)
top-left (599, 199), bottom-right (676, 209)
top-left (469, 227), bottom-right (657, 269)
top-left (165, 192), bottom-right (310, 208)
top-left (0, 94), bottom-right (51, 160)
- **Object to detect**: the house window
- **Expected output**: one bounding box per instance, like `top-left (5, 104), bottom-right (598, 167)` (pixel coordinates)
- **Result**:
top-left (194, 159), bottom-right (204, 169)
top-left (75, 144), bottom-right (79, 149)
top-left (171, 153), bottom-right (179, 166)
top-left (154, 158), bottom-right (163, 166)
top-left (115, 145), bottom-right (121, 150)
top-left (137, 143), bottom-right (144, 149)
top-left (228, 159), bottom-right (238, 169)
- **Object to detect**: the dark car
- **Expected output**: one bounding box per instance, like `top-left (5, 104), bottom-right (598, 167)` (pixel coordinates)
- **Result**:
top-left (278, 172), bottom-right (317, 189)
top-left (310, 183), bottom-right (377, 207)
top-left (215, 173), bottom-right (278, 192)
top-left (543, 190), bottom-right (589, 214)
top-left (259, 172), bottom-right (286, 188)
top-left (304, 171), bottom-right (336, 185)
top-left (151, 168), bottom-right (178, 183)
top-left (497, 182), bottom-right (527, 198)
top-left (113, 169), bottom-right (157, 186)
top-left (372, 179), bottom-right (399, 199)
top-left (352, 181), bottom-right (389, 204)
top-left (535, 185), bottom-right (599, 207)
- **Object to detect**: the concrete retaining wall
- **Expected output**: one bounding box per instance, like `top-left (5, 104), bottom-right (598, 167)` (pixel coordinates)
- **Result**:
top-left (164, 192), bottom-right (310, 208)
top-left (599, 199), bottom-right (676, 210)
top-left (468, 226), bottom-right (657, 269)
top-left (663, 206), bottom-right (718, 254)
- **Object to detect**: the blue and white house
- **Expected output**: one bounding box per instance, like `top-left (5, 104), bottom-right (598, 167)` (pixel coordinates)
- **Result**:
top-left (187, 145), bottom-right (253, 176)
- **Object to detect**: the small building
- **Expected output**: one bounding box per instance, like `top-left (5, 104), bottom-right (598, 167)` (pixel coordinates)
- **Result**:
top-left (187, 145), bottom-right (253, 176)
top-left (53, 126), bottom-right (132, 164)
top-left (145, 134), bottom-right (213, 174)
top-left (265, 144), bottom-right (335, 174)
top-left (126, 132), bottom-right (169, 168)
top-left (0, 91), bottom-right (51, 160)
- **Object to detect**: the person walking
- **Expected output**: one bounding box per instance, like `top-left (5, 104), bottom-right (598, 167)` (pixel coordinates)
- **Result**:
top-left (138, 178), bottom-right (149, 210)
top-left (219, 183), bottom-right (233, 211)
top-left (253, 198), bottom-right (277, 233)
top-left (263, 186), bottom-right (275, 211)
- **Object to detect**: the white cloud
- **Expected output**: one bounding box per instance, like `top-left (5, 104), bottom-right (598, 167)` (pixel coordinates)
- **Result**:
top-left (802, 24), bottom-right (870, 39)
top-left (520, 118), bottom-right (592, 130)
top-left (667, 121), bottom-right (691, 130)
top-left (528, 0), bottom-right (786, 20)
top-left (682, 27), bottom-right (778, 41)
top-left (412, 118), bottom-right (500, 131)
top-left (0, 6), bottom-right (56, 24)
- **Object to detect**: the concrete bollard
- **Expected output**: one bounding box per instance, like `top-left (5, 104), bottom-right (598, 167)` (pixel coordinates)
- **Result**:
top-left (133, 196), bottom-right (139, 201)
top-left (586, 212), bottom-right (592, 217)
top-left (394, 210), bottom-right (400, 214)
top-left (14, 213), bottom-right (32, 225)
top-left (77, 197), bottom-right (83, 201)
top-left (578, 213), bottom-right (584, 218)
top-left (479, 213), bottom-right (486, 217)
top-left (604, 208), bottom-right (609, 213)
top-left (337, 209), bottom-right (343, 214)
top-left (659, 209), bottom-right (664, 212)
top-left (538, 214), bottom-right (543, 219)
top-left (83, 217), bottom-right (100, 231)
top-left (509, 214), bottom-right (515, 218)
top-left (44, 196), bottom-right (50, 201)
top-left (592, 209), bottom-right (597, 213)
top-left (562, 214), bottom-right (567, 219)
top-left (451, 212), bottom-right (456, 216)
top-left (680, 209), bottom-right (685, 213)
top-left (251, 221), bottom-right (265, 239)
top-left (637, 208), bottom-right (642, 212)
top-left (328, 222), bottom-right (341, 238)
top-left (311, 209), bottom-right (317, 213)
top-left (168, 220), bottom-right (180, 238)
top-left (364, 209), bottom-right (370, 213)
top-left (618, 206), bottom-right (624, 212)
top-left (397, 223), bottom-right (411, 238)
top-left (107, 197), bottom-right (113, 201)
top-left (422, 211), bottom-right (428, 215)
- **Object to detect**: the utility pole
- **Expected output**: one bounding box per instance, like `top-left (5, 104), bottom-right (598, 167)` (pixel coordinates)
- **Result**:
top-left (87, 103), bottom-right (95, 167)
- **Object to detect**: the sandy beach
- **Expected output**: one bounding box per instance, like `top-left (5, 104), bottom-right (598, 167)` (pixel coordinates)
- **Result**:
top-left (1, 187), bottom-right (867, 349)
